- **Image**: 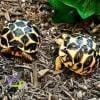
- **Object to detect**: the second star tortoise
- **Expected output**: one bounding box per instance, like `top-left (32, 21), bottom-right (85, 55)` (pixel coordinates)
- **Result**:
top-left (55, 33), bottom-right (99, 75)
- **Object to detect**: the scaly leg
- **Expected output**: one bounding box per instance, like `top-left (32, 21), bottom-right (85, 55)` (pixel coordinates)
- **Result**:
top-left (55, 56), bottom-right (62, 71)
top-left (1, 48), bottom-right (11, 54)
top-left (22, 52), bottom-right (33, 62)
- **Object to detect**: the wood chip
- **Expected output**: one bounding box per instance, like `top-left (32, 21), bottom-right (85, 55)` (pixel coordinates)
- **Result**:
top-left (38, 69), bottom-right (49, 78)
top-left (94, 81), bottom-right (100, 89)
top-left (3, 11), bottom-right (10, 21)
top-left (61, 86), bottom-right (75, 100)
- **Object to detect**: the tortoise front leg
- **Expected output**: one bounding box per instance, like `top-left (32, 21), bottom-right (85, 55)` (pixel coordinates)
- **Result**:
top-left (22, 52), bottom-right (33, 62)
top-left (1, 48), bottom-right (11, 54)
top-left (55, 56), bottom-right (62, 71)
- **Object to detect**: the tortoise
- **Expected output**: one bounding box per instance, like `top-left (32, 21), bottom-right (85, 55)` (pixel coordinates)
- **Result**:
top-left (55, 33), bottom-right (99, 75)
top-left (0, 19), bottom-right (40, 61)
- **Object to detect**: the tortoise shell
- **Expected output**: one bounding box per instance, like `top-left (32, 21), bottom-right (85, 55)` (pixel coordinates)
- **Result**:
top-left (55, 33), bottom-right (99, 75)
top-left (0, 19), bottom-right (40, 61)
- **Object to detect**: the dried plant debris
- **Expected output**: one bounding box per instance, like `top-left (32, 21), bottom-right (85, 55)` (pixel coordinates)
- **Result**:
top-left (0, 0), bottom-right (100, 100)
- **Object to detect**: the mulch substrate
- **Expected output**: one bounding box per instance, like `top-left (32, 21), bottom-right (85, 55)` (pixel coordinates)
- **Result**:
top-left (0, 0), bottom-right (100, 100)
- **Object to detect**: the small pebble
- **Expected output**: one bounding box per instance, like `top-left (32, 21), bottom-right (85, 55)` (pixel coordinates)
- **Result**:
top-left (80, 85), bottom-right (88, 90)
top-left (94, 81), bottom-right (100, 89)
top-left (21, 0), bottom-right (25, 2)
top-left (77, 91), bottom-right (85, 99)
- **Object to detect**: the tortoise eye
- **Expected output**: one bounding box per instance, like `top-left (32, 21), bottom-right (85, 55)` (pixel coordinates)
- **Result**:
top-left (74, 50), bottom-right (83, 63)
top-left (83, 56), bottom-right (93, 68)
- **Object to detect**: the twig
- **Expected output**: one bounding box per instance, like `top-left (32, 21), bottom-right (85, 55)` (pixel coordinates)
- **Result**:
top-left (48, 93), bottom-right (52, 100)
top-left (74, 81), bottom-right (88, 91)
top-left (62, 86), bottom-right (75, 100)
top-left (42, 81), bottom-right (53, 89)
top-left (32, 63), bottom-right (38, 88)
top-left (91, 90), bottom-right (100, 97)
top-left (38, 50), bottom-right (51, 60)
top-left (3, 0), bottom-right (18, 2)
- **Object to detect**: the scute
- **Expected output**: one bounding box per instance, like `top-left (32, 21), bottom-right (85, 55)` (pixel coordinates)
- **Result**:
top-left (83, 56), bottom-right (93, 68)
top-left (24, 26), bottom-right (32, 33)
top-left (14, 28), bottom-right (24, 36)
top-left (25, 43), bottom-right (37, 51)
top-left (29, 33), bottom-right (38, 42)
top-left (7, 32), bottom-right (13, 41)
top-left (1, 37), bottom-right (8, 47)
top-left (9, 40), bottom-right (23, 48)
top-left (15, 21), bottom-right (26, 27)
top-left (9, 23), bottom-right (15, 30)
top-left (2, 28), bottom-right (9, 35)
top-left (21, 35), bottom-right (29, 44)
top-left (74, 50), bottom-right (83, 63)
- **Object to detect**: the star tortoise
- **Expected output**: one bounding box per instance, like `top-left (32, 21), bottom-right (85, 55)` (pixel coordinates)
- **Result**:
top-left (0, 19), bottom-right (40, 61)
top-left (55, 33), bottom-right (100, 75)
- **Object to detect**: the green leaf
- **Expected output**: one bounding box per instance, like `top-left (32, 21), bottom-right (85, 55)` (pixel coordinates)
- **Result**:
top-left (48, 0), bottom-right (79, 23)
top-left (61, 0), bottom-right (100, 19)
top-left (48, 0), bottom-right (100, 23)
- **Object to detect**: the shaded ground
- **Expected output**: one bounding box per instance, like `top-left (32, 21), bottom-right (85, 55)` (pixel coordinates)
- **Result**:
top-left (0, 0), bottom-right (100, 100)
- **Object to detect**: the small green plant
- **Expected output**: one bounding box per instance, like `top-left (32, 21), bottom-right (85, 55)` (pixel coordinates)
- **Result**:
top-left (48, 0), bottom-right (100, 23)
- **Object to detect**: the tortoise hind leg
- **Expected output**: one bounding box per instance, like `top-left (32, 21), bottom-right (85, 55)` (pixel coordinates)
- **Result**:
top-left (55, 56), bottom-right (62, 71)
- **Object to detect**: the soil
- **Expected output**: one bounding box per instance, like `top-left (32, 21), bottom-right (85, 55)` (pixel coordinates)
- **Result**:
top-left (0, 0), bottom-right (100, 100)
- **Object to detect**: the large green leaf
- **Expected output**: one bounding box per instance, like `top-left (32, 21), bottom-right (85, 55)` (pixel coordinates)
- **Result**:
top-left (48, 0), bottom-right (79, 23)
top-left (48, 0), bottom-right (100, 23)
top-left (61, 0), bottom-right (100, 19)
